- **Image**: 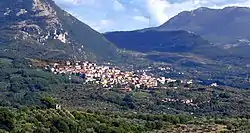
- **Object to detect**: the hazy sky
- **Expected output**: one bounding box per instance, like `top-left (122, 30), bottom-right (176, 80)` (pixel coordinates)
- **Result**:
top-left (54, 0), bottom-right (250, 32)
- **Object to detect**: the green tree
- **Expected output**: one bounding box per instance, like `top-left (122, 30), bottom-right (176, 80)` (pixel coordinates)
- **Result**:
top-left (41, 97), bottom-right (56, 109)
top-left (52, 118), bottom-right (70, 133)
top-left (0, 108), bottom-right (15, 131)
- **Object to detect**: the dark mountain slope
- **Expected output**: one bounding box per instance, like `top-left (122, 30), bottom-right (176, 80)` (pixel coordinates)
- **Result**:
top-left (0, 0), bottom-right (119, 61)
top-left (157, 6), bottom-right (250, 44)
top-left (104, 30), bottom-right (211, 53)
top-left (103, 29), bottom-right (229, 70)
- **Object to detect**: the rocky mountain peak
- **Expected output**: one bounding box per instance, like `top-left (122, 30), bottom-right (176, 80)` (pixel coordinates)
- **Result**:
top-left (32, 0), bottom-right (60, 26)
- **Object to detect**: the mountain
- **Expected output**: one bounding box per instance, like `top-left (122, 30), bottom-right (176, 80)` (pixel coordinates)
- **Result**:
top-left (0, 0), bottom-right (119, 61)
top-left (157, 6), bottom-right (250, 44)
top-left (104, 30), bottom-right (211, 53)
top-left (103, 30), bottom-right (224, 70)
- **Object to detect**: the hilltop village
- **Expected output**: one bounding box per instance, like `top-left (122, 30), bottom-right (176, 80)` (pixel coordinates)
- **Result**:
top-left (44, 61), bottom-right (196, 91)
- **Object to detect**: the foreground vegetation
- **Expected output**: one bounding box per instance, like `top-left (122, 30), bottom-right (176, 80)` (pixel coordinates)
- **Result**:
top-left (0, 106), bottom-right (249, 133)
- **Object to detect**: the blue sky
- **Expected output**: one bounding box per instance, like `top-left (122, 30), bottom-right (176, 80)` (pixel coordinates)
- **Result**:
top-left (54, 0), bottom-right (250, 32)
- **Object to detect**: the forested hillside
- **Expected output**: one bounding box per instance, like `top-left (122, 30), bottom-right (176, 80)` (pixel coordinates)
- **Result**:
top-left (0, 57), bottom-right (249, 132)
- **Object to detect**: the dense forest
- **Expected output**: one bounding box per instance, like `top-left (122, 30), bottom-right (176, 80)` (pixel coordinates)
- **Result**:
top-left (0, 106), bottom-right (250, 133)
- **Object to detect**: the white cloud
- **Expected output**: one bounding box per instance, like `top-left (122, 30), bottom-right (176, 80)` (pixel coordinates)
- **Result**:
top-left (147, 0), bottom-right (170, 24)
top-left (133, 16), bottom-right (149, 23)
top-left (54, 0), bottom-right (250, 32)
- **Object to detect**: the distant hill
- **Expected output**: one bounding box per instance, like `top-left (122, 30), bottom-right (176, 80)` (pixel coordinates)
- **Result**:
top-left (104, 30), bottom-right (211, 53)
top-left (157, 6), bottom-right (250, 45)
top-left (104, 29), bottom-right (225, 70)
top-left (0, 0), bottom-right (119, 62)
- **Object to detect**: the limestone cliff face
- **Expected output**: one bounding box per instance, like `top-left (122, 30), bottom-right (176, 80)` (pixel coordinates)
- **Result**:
top-left (1, 0), bottom-right (68, 44)
top-left (0, 0), bottom-right (119, 61)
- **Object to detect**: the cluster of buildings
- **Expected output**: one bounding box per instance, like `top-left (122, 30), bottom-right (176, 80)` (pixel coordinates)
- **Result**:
top-left (161, 98), bottom-right (198, 106)
top-left (46, 61), bottom-right (188, 90)
top-left (161, 98), bottom-right (211, 106)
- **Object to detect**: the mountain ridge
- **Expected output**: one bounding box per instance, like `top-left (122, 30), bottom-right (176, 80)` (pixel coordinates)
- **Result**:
top-left (0, 0), bottom-right (120, 62)
top-left (157, 6), bottom-right (250, 44)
